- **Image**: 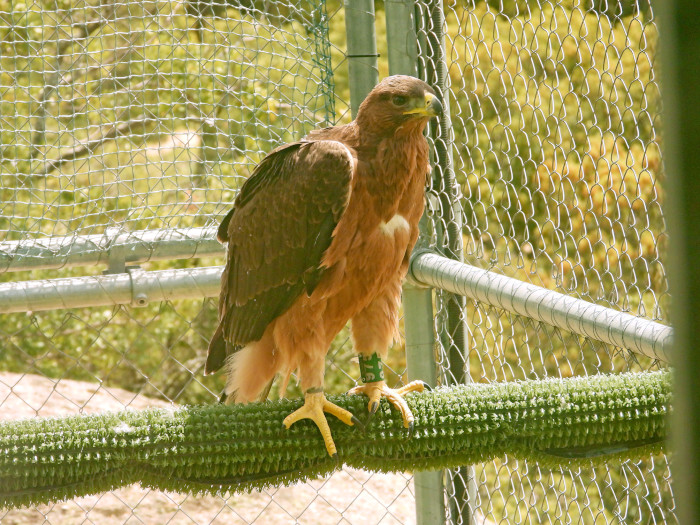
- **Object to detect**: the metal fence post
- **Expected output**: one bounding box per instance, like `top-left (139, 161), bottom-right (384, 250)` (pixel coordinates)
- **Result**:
top-left (344, 0), bottom-right (379, 117)
top-left (385, 4), bottom-right (446, 524)
top-left (415, 0), bottom-right (475, 522)
top-left (403, 280), bottom-right (446, 524)
top-left (659, 1), bottom-right (700, 522)
top-left (385, 0), bottom-right (418, 77)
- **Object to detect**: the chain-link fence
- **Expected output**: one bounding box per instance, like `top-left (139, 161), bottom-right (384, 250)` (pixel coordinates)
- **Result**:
top-left (413, 0), bottom-right (672, 523)
top-left (0, 1), bottom-right (416, 522)
top-left (1, 0), bottom-right (673, 523)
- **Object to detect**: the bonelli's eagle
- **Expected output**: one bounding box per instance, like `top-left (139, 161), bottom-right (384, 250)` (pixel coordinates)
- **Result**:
top-left (207, 75), bottom-right (442, 456)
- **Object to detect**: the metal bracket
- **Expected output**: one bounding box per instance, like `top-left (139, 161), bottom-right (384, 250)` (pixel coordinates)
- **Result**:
top-left (103, 229), bottom-right (145, 308)
top-left (103, 228), bottom-right (126, 274)
top-left (406, 248), bottom-right (436, 289)
top-left (127, 267), bottom-right (149, 307)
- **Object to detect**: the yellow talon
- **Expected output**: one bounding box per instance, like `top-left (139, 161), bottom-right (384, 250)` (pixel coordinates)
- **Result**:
top-left (348, 380), bottom-right (425, 428)
top-left (282, 391), bottom-right (357, 456)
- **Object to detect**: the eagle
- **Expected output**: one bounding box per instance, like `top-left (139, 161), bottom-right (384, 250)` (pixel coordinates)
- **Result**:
top-left (206, 75), bottom-right (442, 456)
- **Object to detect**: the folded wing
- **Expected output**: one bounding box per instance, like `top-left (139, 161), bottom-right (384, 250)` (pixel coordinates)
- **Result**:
top-left (206, 140), bottom-right (354, 374)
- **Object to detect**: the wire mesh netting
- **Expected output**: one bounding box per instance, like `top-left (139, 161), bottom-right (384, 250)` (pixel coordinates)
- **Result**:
top-left (415, 0), bottom-right (673, 523)
top-left (1, 1), bottom-right (416, 523)
top-left (0, 0), bottom-right (674, 523)
top-left (0, 0), bottom-right (336, 242)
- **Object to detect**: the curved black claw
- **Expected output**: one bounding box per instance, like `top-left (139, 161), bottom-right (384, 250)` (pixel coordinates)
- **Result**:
top-left (421, 381), bottom-right (432, 392)
top-left (362, 401), bottom-right (380, 428)
top-left (351, 415), bottom-right (366, 432)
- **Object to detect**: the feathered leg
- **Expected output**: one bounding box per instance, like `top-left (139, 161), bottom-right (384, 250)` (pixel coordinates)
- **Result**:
top-left (223, 330), bottom-right (277, 404)
top-left (281, 348), bottom-right (360, 457)
top-left (274, 310), bottom-right (360, 457)
top-left (348, 280), bottom-right (426, 428)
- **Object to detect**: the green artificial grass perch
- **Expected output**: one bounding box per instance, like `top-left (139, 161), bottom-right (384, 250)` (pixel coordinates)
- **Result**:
top-left (0, 370), bottom-right (670, 509)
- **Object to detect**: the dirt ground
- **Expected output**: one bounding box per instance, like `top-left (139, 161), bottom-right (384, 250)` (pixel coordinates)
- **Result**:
top-left (0, 372), bottom-right (417, 525)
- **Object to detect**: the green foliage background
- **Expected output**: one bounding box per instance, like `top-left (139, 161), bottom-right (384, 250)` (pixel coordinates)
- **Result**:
top-left (0, 0), bottom-right (671, 522)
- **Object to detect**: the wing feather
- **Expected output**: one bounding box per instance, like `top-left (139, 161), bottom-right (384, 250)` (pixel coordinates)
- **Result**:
top-left (206, 140), bottom-right (354, 373)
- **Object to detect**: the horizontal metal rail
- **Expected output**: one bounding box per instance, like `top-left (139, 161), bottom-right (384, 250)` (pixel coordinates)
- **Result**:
top-left (0, 248), bottom-right (673, 363)
top-left (0, 227), bottom-right (224, 273)
top-left (0, 266), bottom-right (222, 313)
top-left (409, 251), bottom-right (672, 363)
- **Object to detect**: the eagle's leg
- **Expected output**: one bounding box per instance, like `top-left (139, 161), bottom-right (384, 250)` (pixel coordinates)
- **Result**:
top-left (282, 388), bottom-right (359, 457)
top-left (282, 351), bottom-right (359, 457)
top-left (347, 354), bottom-right (426, 429)
top-left (348, 283), bottom-right (425, 428)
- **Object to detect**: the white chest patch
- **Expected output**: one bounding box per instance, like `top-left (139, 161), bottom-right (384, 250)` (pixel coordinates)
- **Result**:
top-left (379, 214), bottom-right (410, 236)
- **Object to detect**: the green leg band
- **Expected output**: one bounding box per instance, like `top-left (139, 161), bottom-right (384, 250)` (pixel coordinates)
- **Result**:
top-left (358, 352), bottom-right (385, 383)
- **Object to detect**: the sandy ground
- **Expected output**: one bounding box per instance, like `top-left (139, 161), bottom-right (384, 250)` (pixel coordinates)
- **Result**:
top-left (0, 372), bottom-right (417, 525)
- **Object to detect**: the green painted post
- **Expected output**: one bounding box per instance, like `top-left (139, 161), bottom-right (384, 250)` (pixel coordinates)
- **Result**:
top-left (344, 0), bottom-right (379, 117)
top-left (385, 2), bottom-right (446, 524)
top-left (659, 1), bottom-right (700, 523)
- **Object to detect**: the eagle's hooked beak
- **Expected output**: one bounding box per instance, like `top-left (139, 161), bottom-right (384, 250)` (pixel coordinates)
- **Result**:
top-left (404, 92), bottom-right (443, 117)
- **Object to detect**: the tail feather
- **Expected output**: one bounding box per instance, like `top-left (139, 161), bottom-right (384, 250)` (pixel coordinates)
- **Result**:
top-left (257, 378), bottom-right (275, 402)
top-left (223, 338), bottom-right (277, 403)
top-left (206, 324), bottom-right (239, 375)
top-left (220, 377), bottom-right (274, 404)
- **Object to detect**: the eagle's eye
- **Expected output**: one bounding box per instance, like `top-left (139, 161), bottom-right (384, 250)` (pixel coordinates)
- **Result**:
top-left (392, 95), bottom-right (408, 107)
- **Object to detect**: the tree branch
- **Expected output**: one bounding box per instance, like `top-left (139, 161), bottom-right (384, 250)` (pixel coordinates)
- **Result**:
top-left (30, 5), bottom-right (119, 162)
top-left (35, 118), bottom-right (145, 177)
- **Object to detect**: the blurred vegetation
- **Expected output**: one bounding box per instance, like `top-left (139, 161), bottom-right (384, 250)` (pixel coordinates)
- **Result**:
top-left (0, 0), bottom-right (334, 239)
top-left (0, 0), bottom-right (337, 402)
top-left (0, 0), bottom-right (672, 522)
top-left (428, 1), bottom-right (667, 384)
top-left (445, 2), bottom-right (666, 320)
top-left (433, 4), bottom-right (669, 521)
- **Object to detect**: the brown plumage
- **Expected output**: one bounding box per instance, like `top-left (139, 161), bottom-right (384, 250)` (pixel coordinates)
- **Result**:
top-left (207, 75), bottom-right (441, 455)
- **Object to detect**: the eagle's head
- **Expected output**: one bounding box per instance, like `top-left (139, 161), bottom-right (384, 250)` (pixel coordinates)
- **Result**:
top-left (356, 75), bottom-right (442, 135)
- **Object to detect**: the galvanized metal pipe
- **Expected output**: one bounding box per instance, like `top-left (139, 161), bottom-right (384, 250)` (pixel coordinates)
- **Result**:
top-left (410, 251), bottom-right (673, 363)
top-left (386, 3), bottom-right (447, 523)
top-left (0, 266), bottom-right (222, 314)
top-left (403, 282), bottom-right (447, 525)
top-left (344, 0), bottom-right (379, 117)
top-left (0, 227), bottom-right (223, 273)
top-left (386, 0), bottom-right (418, 77)
top-left (1, 246), bottom-right (671, 365)
top-left (417, 3), bottom-right (474, 521)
